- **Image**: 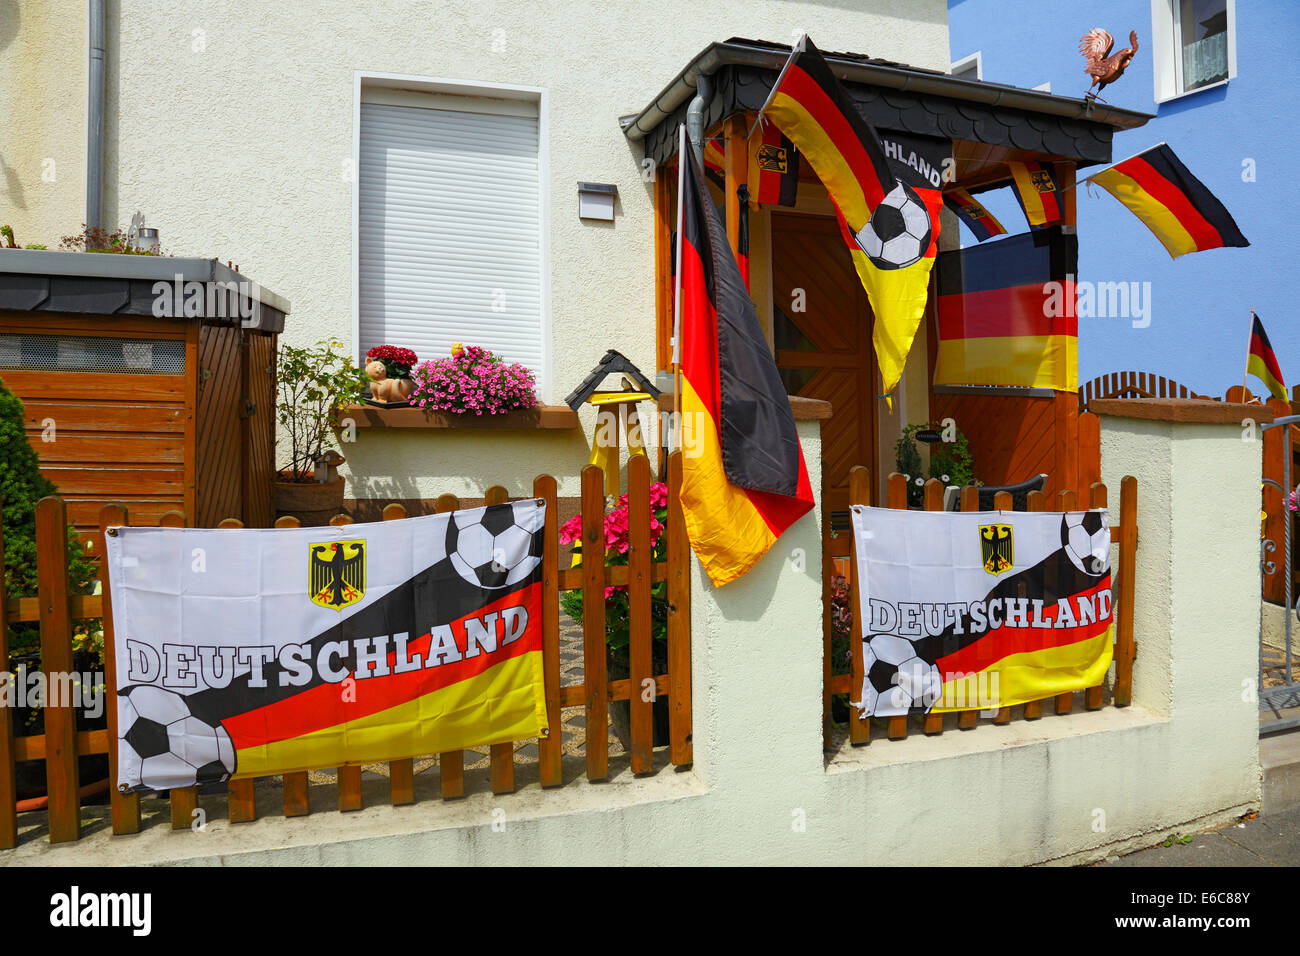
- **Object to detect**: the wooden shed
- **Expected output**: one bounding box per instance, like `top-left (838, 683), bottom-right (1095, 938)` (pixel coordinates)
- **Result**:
top-left (0, 252), bottom-right (288, 555)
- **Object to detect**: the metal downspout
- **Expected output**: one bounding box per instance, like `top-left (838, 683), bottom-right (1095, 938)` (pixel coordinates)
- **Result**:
top-left (685, 72), bottom-right (713, 155)
top-left (86, 0), bottom-right (106, 232)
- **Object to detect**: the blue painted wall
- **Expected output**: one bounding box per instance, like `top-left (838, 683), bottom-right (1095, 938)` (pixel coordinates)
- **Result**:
top-left (947, 0), bottom-right (1298, 396)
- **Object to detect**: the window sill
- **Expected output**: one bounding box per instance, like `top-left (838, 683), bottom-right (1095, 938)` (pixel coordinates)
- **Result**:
top-left (1155, 76), bottom-right (1230, 105)
top-left (344, 404), bottom-right (580, 430)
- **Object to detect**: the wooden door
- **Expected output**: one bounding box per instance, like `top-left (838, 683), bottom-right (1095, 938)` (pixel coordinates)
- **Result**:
top-left (770, 212), bottom-right (876, 519)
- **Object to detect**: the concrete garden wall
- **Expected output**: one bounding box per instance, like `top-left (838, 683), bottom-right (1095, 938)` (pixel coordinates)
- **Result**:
top-left (7, 403), bottom-right (1264, 866)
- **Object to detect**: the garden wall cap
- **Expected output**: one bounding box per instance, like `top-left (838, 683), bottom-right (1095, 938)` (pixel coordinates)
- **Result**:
top-left (0, 249), bottom-right (290, 316)
top-left (1090, 397), bottom-right (1275, 424)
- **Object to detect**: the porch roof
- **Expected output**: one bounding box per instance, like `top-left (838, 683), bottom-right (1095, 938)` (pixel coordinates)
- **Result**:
top-left (623, 37), bottom-right (1153, 172)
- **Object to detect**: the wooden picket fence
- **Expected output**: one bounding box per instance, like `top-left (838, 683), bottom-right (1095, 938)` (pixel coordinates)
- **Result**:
top-left (0, 453), bottom-right (692, 847)
top-left (822, 466), bottom-right (1138, 743)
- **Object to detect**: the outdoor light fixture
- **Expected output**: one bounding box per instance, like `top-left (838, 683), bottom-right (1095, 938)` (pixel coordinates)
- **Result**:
top-left (577, 182), bottom-right (618, 221)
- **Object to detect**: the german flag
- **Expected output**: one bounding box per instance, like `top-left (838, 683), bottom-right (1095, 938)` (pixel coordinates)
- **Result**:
top-left (678, 136), bottom-right (814, 586)
top-left (760, 35), bottom-right (939, 402)
top-left (943, 188), bottom-right (1007, 242)
top-left (933, 227), bottom-right (1079, 392)
top-left (1087, 143), bottom-right (1249, 258)
top-left (749, 121), bottom-right (800, 207)
top-left (1007, 160), bottom-right (1063, 230)
top-left (1248, 313), bottom-right (1287, 402)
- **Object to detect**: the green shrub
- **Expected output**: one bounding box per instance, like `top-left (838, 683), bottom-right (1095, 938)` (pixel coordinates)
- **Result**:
top-left (0, 377), bottom-right (93, 655)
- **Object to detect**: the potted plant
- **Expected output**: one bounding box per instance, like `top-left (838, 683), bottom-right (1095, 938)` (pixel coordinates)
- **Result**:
top-left (407, 344), bottom-right (537, 415)
top-left (895, 421), bottom-right (976, 507)
top-left (274, 340), bottom-right (368, 525)
top-left (559, 483), bottom-right (671, 748)
top-left (363, 344), bottom-right (418, 407)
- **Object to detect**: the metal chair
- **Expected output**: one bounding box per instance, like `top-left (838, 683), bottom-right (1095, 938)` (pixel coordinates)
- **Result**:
top-left (944, 473), bottom-right (1048, 512)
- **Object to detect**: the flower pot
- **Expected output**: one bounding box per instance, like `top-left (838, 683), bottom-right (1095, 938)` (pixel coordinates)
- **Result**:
top-left (606, 648), bottom-right (671, 750)
top-left (273, 475), bottom-right (346, 526)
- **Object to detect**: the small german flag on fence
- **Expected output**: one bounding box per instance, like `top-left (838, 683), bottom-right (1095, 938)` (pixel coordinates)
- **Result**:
top-left (1247, 312), bottom-right (1287, 402)
top-left (1007, 160), bottom-right (1063, 230)
top-left (944, 188), bottom-right (1007, 242)
top-left (1086, 143), bottom-right (1249, 258)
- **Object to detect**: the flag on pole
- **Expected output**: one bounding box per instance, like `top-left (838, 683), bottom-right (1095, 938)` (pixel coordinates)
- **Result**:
top-left (1248, 313), bottom-right (1287, 402)
top-left (944, 188), bottom-right (1008, 242)
top-left (758, 35), bottom-right (941, 405)
top-left (1085, 143), bottom-right (1249, 258)
top-left (1007, 160), bottom-right (1064, 230)
top-left (748, 122), bottom-right (800, 206)
top-left (676, 134), bottom-right (814, 586)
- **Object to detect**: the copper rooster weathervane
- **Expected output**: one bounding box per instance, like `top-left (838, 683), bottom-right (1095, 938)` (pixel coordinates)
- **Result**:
top-left (1079, 28), bottom-right (1139, 102)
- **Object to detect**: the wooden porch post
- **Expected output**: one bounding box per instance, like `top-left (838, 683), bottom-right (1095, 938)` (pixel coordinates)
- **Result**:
top-left (723, 114), bottom-right (748, 257)
top-left (1054, 161), bottom-right (1080, 499)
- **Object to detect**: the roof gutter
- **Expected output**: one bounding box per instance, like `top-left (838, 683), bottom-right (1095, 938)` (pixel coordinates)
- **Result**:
top-left (622, 39), bottom-right (1151, 142)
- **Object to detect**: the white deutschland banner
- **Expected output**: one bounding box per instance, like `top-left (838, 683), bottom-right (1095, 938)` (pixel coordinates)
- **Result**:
top-left (850, 505), bottom-right (1113, 716)
top-left (105, 502), bottom-right (548, 792)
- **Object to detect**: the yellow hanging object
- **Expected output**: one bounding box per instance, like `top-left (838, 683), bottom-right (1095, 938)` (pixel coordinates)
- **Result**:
top-left (585, 382), bottom-right (651, 495)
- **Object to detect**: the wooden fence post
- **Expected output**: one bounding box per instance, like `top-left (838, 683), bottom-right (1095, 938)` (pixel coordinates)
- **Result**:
top-left (98, 504), bottom-right (140, 835)
top-left (666, 452), bottom-right (693, 767)
top-left (219, 517), bottom-right (260, 823)
top-left (434, 493), bottom-right (466, 799)
top-left (922, 478), bottom-right (946, 736)
top-left (627, 456), bottom-right (654, 775)
top-left (36, 496), bottom-right (79, 843)
top-left (848, 467), bottom-right (871, 745)
top-left (379, 503), bottom-right (416, 807)
top-left (1087, 482), bottom-right (1109, 711)
top-left (1114, 476), bottom-right (1138, 707)
top-left (885, 474), bottom-right (909, 741)
top-left (158, 510), bottom-right (198, 830)
top-left (0, 517), bottom-right (15, 849)
top-left (484, 486), bottom-right (517, 795)
top-left (273, 515), bottom-right (312, 818)
top-left (991, 490), bottom-right (1014, 725)
top-left (325, 512), bottom-right (364, 813)
top-left (1054, 490), bottom-right (1078, 715)
top-left (535, 474), bottom-right (563, 787)
top-left (1022, 490), bottom-right (1046, 720)
top-left (957, 486), bottom-right (983, 729)
top-left (581, 465), bottom-right (609, 781)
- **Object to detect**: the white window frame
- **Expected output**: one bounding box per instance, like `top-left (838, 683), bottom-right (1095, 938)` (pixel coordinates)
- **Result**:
top-left (351, 71), bottom-right (553, 400)
top-left (950, 51), bottom-right (983, 81)
top-left (1150, 0), bottom-right (1237, 104)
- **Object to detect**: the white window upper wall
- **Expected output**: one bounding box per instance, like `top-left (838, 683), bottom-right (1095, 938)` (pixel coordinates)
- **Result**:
top-left (353, 73), bottom-right (551, 398)
top-left (951, 51), bottom-right (982, 80)
top-left (1151, 0), bottom-right (1237, 103)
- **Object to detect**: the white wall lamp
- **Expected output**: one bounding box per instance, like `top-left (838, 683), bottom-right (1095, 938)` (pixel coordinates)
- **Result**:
top-left (577, 182), bottom-right (618, 221)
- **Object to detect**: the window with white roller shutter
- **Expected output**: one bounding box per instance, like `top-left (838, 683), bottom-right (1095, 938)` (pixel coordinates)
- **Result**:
top-left (358, 86), bottom-right (546, 388)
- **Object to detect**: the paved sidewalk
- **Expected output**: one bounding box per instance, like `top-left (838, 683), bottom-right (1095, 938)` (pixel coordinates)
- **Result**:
top-left (1098, 805), bottom-right (1300, 866)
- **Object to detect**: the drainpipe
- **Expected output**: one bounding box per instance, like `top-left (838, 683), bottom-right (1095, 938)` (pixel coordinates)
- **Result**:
top-left (685, 72), bottom-right (713, 156)
top-left (86, 0), bottom-right (106, 231)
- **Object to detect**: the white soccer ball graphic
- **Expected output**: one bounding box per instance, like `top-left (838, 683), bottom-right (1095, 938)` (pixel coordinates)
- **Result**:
top-left (119, 685), bottom-right (235, 789)
top-left (447, 501), bottom-right (542, 590)
top-left (853, 181), bottom-right (933, 270)
top-left (1061, 510), bottom-right (1110, 576)
top-left (857, 633), bottom-right (941, 715)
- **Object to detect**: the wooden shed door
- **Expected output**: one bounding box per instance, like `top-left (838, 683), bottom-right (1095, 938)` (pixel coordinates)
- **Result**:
top-left (771, 212), bottom-right (877, 518)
